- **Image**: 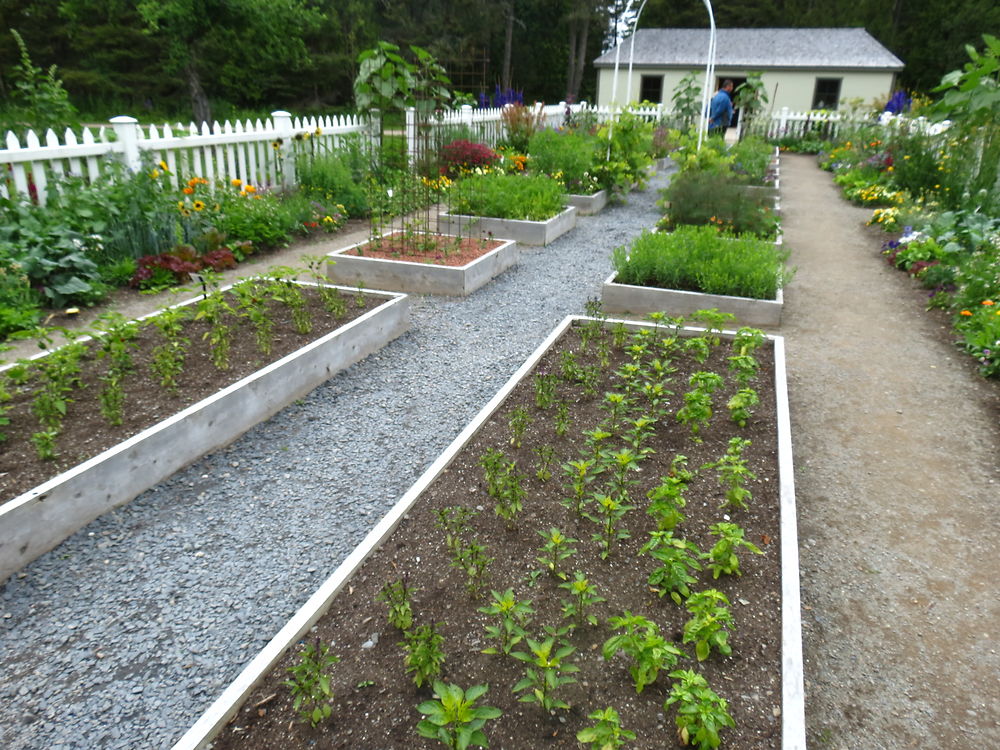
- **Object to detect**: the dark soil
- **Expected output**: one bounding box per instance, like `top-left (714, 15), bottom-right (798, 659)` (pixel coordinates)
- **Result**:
top-left (0, 285), bottom-right (380, 502)
top-left (212, 320), bottom-right (784, 750)
top-left (344, 233), bottom-right (505, 266)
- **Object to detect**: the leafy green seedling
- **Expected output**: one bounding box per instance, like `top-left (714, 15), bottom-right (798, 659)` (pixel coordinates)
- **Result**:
top-left (683, 589), bottom-right (734, 661)
top-left (416, 681), bottom-right (502, 750)
top-left (704, 437), bottom-right (756, 509)
top-left (576, 706), bottom-right (636, 749)
top-left (640, 531), bottom-right (703, 604)
top-left (727, 387), bottom-right (759, 427)
top-left (284, 638), bottom-right (340, 727)
top-left (603, 612), bottom-right (684, 694)
top-left (559, 571), bottom-right (605, 629)
top-left (535, 527), bottom-right (577, 580)
top-left (400, 623), bottom-right (446, 688)
top-left (664, 669), bottom-right (735, 749)
top-left (584, 493), bottom-right (635, 559)
top-left (479, 588), bottom-right (533, 655)
top-left (377, 577), bottom-right (415, 631)
top-left (511, 637), bottom-right (579, 713)
top-left (707, 522), bottom-right (763, 578)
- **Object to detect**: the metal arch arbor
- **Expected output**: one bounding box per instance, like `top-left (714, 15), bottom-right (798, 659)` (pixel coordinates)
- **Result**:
top-left (607, 0), bottom-right (717, 155)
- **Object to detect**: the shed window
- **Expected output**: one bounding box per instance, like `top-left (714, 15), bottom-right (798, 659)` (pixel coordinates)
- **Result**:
top-left (639, 75), bottom-right (664, 104)
top-left (812, 78), bottom-right (842, 110)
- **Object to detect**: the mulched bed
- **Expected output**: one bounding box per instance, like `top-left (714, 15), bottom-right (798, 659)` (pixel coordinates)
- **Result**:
top-left (211, 319), bottom-right (785, 750)
top-left (343, 233), bottom-right (505, 266)
top-left (0, 285), bottom-right (380, 502)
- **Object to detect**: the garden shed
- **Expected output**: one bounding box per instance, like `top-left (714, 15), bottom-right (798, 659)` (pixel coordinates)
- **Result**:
top-left (594, 27), bottom-right (904, 113)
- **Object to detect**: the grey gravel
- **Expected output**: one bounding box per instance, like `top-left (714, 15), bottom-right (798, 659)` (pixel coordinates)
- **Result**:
top-left (0, 169), bottom-right (672, 750)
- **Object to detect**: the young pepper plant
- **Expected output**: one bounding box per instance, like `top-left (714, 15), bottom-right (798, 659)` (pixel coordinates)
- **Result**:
top-left (416, 681), bottom-right (502, 750)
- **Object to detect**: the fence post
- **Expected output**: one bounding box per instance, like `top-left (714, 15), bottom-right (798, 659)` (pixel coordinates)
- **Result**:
top-left (777, 107), bottom-right (789, 137)
top-left (405, 107), bottom-right (417, 168)
top-left (271, 110), bottom-right (295, 189)
top-left (110, 115), bottom-right (141, 172)
top-left (461, 104), bottom-right (473, 130)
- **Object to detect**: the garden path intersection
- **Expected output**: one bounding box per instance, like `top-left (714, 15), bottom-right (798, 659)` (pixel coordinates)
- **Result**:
top-left (0, 155), bottom-right (998, 749)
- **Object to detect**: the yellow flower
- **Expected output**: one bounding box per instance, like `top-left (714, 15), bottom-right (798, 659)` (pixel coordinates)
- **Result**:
top-left (231, 178), bottom-right (242, 187)
top-left (903, 155), bottom-right (910, 160)
top-left (314, 127), bottom-right (322, 136)
top-left (322, 215), bottom-right (334, 224)
top-left (149, 169), bottom-right (161, 179)
top-left (177, 201), bottom-right (185, 210)
top-left (158, 160), bottom-right (168, 170)
top-left (245, 184), bottom-right (256, 194)
top-left (887, 166), bottom-right (894, 172)
top-left (193, 200), bottom-right (206, 211)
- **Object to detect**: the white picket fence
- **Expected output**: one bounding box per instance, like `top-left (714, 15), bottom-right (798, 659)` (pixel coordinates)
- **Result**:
top-left (1, 111), bottom-right (371, 206)
top-left (2, 102), bottom-right (890, 206)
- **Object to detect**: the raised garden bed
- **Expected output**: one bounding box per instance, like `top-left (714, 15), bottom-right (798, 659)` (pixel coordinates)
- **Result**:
top-left (176, 314), bottom-right (804, 750)
top-left (326, 231), bottom-right (518, 296)
top-left (0, 282), bottom-right (410, 584)
top-left (438, 206), bottom-right (577, 247)
top-left (565, 190), bottom-right (608, 216)
top-left (601, 271), bottom-right (784, 327)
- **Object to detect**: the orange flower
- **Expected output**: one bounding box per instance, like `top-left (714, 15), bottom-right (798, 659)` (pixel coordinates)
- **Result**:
top-left (187, 178), bottom-right (199, 188)
top-left (183, 186), bottom-right (195, 195)
top-left (231, 178), bottom-right (242, 187)
top-left (982, 300), bottom-right (995, 306)
top-left (960, 310), bottom-right (973, 316)
top-left (245, 184), bottom-right (257, 194)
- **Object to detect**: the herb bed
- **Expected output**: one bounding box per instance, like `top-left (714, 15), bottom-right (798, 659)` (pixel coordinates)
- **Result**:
top-left (184, 315), bottom-right (803, 750)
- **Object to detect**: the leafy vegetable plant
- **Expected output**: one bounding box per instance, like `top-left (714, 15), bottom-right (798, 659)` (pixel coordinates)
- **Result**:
top-left (511, 636), bottom-right (579, 713)
top-left (416, 681), bottom-right (502, 750)
top-left (283, 638), bottom-right (340, 727)
top-left (664, 669), bottom-right (735, 749)
top-left (602, 612), bottom-right (684, 694)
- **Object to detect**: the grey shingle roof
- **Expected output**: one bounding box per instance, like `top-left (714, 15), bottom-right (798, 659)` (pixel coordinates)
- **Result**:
top-left (594, 28), bottom-right (904, 70)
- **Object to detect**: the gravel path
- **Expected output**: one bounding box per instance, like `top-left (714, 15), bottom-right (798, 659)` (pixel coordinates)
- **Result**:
top-left (0, 171), bottom-right (673, 749)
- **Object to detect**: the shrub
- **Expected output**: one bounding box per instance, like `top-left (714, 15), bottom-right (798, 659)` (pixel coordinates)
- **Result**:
top-left (449, 173), bottom-right (565, 221)
top-left (612, 225), bottom-right (794, 300)
top-left (527, 129), bottom-right (600, 194)
top-left (439, 139), bottom-right (499, 177)
top-left (296, 151), bottom-right (369, 217)
top-left (727, 136), bottom-right (774, 184)
top-left (658, 170), bottom-right (779, 238)
top-left (0, 256), bottom-right (42, 339)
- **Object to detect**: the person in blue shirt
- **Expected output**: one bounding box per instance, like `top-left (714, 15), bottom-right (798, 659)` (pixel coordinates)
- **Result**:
top-left (708, 80), bottom-right (734, 135)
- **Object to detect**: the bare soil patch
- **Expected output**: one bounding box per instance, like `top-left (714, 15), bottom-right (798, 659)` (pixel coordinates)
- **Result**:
top-left (346, 233), bottom-right (505, 266)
